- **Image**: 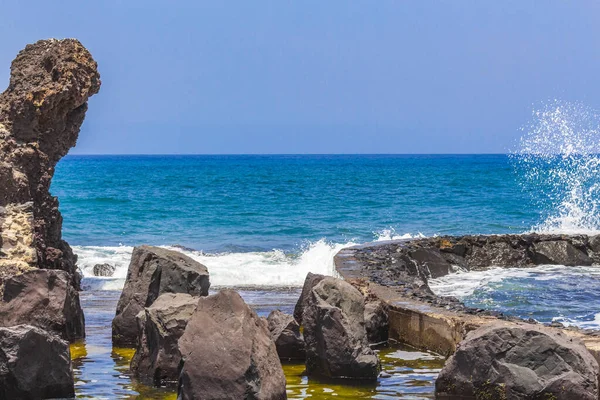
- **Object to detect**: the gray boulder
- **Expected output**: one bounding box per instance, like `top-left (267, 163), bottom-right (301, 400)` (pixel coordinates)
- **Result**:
top-left (303, 277), bottom-right (380, 380)
top-left (131, 293), bottom-right (198, 386)
top-left (533, 240), bottom-right (593, 266)
top-left (364, 300), bottom-right (388, 344)
top-left (267, 310), bottom-right (305, 361)
top-left (112, 245), bottom-right (210, 346)
top-left (93, 263), bottom-right (115, 277)
top-left (409, 248), bottom-right (452, 278)
top-left (0, 269), bottom-right (84, 341)
top-left (467, 240), bottom-right (531, 269)
top-left (178, 289), bottom-right (287, 400)
top-left (435, 323), bottom-right (599, 400)
top-left (293, 272), bottom-right (325, 324)
top-left (0, 324), bottom-right (75, 399)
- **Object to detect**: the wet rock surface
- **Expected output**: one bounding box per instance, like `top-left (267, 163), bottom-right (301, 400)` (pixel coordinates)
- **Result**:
top-left (267, 310), bottom-right (305, 361)
top-left (0, 269), bottom-right (84, 341)
top-left (303, 277), bottom-right (380, 380)
top-left (364, 300), bottom-right (389, 344)
top-left (0, 39), bottom-right (100, 286)
top-left (0, 324), bottom-right (75, 399)
top-left (435, 322), bottom-right (600, 400)
top-left (112, 245), bottom-right (210, 346)
top-left (131, 293), bottom-right (198, 386)
top-left (178, 289), bottom-right (287, 400)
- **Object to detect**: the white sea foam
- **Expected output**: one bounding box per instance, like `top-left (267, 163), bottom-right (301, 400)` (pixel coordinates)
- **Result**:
top-left (75, 239), bottom-right (358, 291)
top-left (511, 100), bottom-right (600, 235)
top-left (374, 228), bottom-right (426, 241)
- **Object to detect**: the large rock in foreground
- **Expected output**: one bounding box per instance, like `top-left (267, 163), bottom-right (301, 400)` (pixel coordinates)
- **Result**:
top-left (0, 39), bottom-right (100, 285)
top-left (267, 310), bottom-right (305, 361)
top-left (0, 324), bottom-right (75, 399)
top-left (0, 269), bottom-right (84, 341)
top-left (131, 293), bottom-right (198, 386)
top-left (178, 290), bottom-right (287, 400)
top-left (303, 277), bottom-right (380, 380)
top-left (293, 272), bottom-right (325, 324)
top-left (435, 323), bottom-right (599, 400)
top-left (112, 246), bottom-right (210, 346)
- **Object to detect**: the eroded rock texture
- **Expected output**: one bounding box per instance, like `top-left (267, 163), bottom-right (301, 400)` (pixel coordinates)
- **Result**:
top-left (0, 39), bottom-right (100, 287)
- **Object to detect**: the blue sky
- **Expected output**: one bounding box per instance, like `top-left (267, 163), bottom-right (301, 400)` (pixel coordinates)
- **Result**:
top-left (1, 1), bottom-right (599, 154)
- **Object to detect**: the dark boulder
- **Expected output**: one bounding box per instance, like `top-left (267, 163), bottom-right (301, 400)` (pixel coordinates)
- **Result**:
top-left (178, 289), bottom-right (287, 400)
top-left (93, 263), bottom-right (116, 277)
top-left (467, 240), bottom-right (531, 269)
top-left (0, 324), bottom-right (75, 399)
top-left (303, 277), bottom-right (380, 380)
top-left (409, 248), bottom-right (452, 278)
top-left (533, 240), bottom-right (593, 266)
top-left (112, 245), bottom-right (210, 346)
top-left (293, 272), bottom-right (325, 324)
top-left (267, 310), bottom-right (305, 361)
top-left (0, 269), bottom-right (84, 341)
top-left (0, 39), bottom-right (100, 286)
top-left (364, 300), bottom-right (388, 344)
top-left (131, 293), bottom-right (198, 386)
top-left (435, 323), bottom-right (599, 400)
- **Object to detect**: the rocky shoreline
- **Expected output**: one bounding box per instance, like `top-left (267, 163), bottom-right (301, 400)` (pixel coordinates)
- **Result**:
top-left (335, 234), bottom-right (600, 399)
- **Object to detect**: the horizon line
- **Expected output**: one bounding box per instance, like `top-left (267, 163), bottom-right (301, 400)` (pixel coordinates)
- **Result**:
top-left (66, 152), bottom-right (512, 156)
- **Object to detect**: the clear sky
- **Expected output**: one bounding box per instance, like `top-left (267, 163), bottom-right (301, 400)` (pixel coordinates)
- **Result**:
top-left (1, 1), bottom-right (599, 154)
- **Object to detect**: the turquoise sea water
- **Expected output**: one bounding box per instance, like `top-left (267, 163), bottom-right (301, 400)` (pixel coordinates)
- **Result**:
top-left (53, 154), bottom-right (535, 250)
top-left (51, 154), bottom-right (600, 398)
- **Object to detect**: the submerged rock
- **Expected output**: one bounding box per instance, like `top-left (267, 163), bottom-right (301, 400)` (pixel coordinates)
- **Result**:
top-left (93, 263), bottom-right (116, 277)
top-left (178, 289), bottom-right (287, 400)
top-left (267, 310), bottom-right (305, 361)
top-left (0, 39), bottom-right (100, 286)
top-left (131, 293), bottom-right (198, 386)
top-left (293, 272), bottom-right (325, 324)
top-left (435, 322), bottom-right (599, 400)
top-left (303, 277), bottom-right (380, 380)
top-left (112, 245), bottom-right (210, 346)
top-left (0, 324), bottom-right (75, 399)
top-left (533, 240), bottom-right (593, 266)
top-left (0, 269), bottom-right (84, 341)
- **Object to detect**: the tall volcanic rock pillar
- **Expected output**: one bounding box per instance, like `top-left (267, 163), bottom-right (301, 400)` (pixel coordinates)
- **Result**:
top-left (0, 39), bottom-right (100, 287)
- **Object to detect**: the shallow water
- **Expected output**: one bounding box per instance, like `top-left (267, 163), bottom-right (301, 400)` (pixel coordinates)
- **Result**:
top-left (73, 283), bottom-right (444, 399)
top-left (429, 265), bottom-right (600, 329)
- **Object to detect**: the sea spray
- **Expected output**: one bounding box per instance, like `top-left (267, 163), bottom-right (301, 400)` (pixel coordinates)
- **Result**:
top-left (510, 100), bottom-right (600, 234)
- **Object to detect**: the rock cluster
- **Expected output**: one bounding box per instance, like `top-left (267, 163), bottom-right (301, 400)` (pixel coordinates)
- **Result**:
top-left (267, 310), bottom-right (305, 361)
top-left (435, 322), bottom-right (600, 400)
top-left (112, 245), bottom-right (210, 346)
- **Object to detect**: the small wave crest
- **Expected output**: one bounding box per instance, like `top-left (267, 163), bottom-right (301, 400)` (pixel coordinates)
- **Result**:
top-left (511, 100), bottom-right (600, 234)
top-left (374, 228), bottom-right (426, 242)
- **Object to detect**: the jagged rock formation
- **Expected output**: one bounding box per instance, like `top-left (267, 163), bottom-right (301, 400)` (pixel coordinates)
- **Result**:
top-left (0, 39), bottom-right (100, 287)
top-left (112, 246), bottom-right (210, 346)
top-left (267, 310), bottom-right (305, 361)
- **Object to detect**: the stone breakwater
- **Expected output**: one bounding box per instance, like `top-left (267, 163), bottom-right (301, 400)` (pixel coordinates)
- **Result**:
top-left (335, 234), bottom-right (600, 399)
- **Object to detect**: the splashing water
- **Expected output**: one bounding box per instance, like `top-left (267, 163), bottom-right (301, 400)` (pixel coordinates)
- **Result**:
top-left (511, 100), bottom-right (600, 234)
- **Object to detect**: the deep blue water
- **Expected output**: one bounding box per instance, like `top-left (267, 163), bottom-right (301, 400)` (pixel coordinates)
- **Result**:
top-left (52, 154), bottom-right (536, 252)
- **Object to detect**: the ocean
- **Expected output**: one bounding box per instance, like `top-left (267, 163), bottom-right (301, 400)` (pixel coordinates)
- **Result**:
top-left (53, 151), bottom-right (600, 398)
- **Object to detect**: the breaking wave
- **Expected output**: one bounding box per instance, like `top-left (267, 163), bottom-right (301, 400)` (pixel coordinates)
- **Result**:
top-left (511, 100), bottom-right (600, 234)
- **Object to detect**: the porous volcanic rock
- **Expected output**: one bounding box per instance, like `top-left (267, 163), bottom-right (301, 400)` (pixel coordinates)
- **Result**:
top-left (435, 322), bottom-right (599, 400)
top-left (0, 324), bottom-right (75, 399)
top-left (0, 39), bottom-right (100, 286)
top-left (93, 263), bottom-right (115, 277)
top-left (112, 245), bottom-right (210, 346)
top-left (532, 240), bottom-right (593, 266)
top-left (267, 310), bottom-right (305, 361)
top-left (178, 289), bottom-right (287, 400)
top-left (131, 293), bottom-right (198, 386)
top-left (0, 269), bottom-right (84, 341)
top-left (303, 277), bottom-right (380, 380)
top-left (293, 272), bottom-right (325, 324)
